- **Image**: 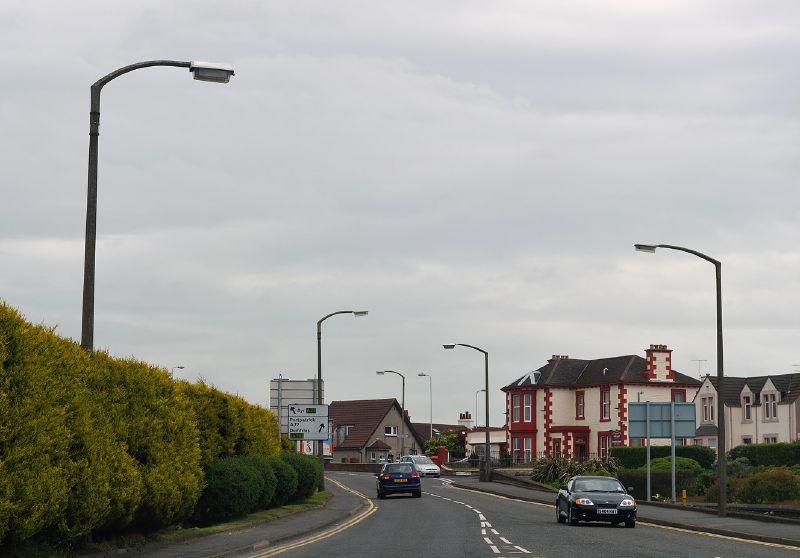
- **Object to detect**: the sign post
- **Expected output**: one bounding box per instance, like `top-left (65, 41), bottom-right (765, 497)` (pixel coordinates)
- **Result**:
top-left (629, 402), bottom-right (696, 503)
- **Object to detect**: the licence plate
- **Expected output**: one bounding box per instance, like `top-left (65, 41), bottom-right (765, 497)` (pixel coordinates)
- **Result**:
top-left (394, 478), bottom-right (408, 483)
top-left (597, 508), bottom-right (617, 515)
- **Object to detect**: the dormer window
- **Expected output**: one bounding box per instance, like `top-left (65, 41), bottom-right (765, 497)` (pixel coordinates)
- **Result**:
top-left (742, 395), bottom-right (752, 421)
top-left (763, 393), bottom-right (778, 420)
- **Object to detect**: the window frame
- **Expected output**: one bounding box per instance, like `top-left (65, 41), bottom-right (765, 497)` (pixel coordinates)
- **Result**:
top-left (600, 387), bottom-right (611, 421)
top-left (512, 394), bottom-right (521, 423)
top-left (523, 393), bottom-right (532, 422)
top-left (575, 390), bottom-right (585, 420)
top-left (742, 395), bottom-right (752, 421)
top-left (384, 425), bottom-right (398, 436)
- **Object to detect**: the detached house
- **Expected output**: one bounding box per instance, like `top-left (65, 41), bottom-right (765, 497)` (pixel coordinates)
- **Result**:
top-left (329, 399), bottom-right (425, 463)
top-left (502, 345), bottom-right (701, 462)
top-left (693, 373), bottom-right (800, 449)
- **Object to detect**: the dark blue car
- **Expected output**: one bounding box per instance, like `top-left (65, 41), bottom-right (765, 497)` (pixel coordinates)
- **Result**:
top-left (376, 462), bottom-right (422, 499)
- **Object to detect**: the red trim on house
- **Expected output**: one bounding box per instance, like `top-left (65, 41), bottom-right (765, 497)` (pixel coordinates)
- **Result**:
top-left (563, 431), bottom-right (572, 458)
top-left (543, 388), bottom-right (553, 456)
top-left (670, 388), bottom-right (687, 402)
top-left (575, 390), bottom-right (585, 420)
top-left (617, 384), bottom-right (628, 445)
top-left (600, 386), bottom-right (611, 422)
top-left (549, 425), bottom-right (591, 433)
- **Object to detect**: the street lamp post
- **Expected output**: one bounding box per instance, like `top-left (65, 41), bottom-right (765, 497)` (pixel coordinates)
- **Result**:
top-left (418, 373), bottom-right (433, 441)
top-left (444, 343), bottom-right (491, 482)
top-left (171, 366), bottom-right (185, 375)
top-left (475, 388), bottom-right (486, 430)
top-left (377, 371), bottom-right (406, 456)
top-left (81, 60), bottom-right (235, 351)
top-left (316, 310), bottom-right (368, 490)
top-left (635, 243), bottom-right (727, 517)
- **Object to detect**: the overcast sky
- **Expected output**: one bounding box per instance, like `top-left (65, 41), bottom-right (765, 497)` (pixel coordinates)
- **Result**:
top-left (2, 1), bottom-right (798, 427)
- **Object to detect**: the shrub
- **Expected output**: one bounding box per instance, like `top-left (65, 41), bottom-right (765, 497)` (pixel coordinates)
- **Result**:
top-left (240, 456), bottom-right (278, 511)
top-left (728, 442), bottom-right (800, 468)
top-left (280, 451), bottom-right (322, 501)
top-left (645, 456), bottom-right (703, 475)
top-left (610, 445), bottom-right (716, 470)
top-left (195, 457), bottom-right (264, 524)
top-left (268, 457), bottom-right (298, 506)
top-left (530, 456), bottom-right (618, 485)
top-left (738, 468), bottom-right (800, 504)
top-left (617, 469), bottom-right (701, 497)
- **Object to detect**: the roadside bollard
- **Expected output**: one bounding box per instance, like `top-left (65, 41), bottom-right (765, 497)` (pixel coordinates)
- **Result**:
top-left (681, 489), bottom-right (687, 506)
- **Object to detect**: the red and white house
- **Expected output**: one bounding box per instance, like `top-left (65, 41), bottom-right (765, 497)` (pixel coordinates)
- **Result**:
top-left (502, 345), bottom-right (701, 462)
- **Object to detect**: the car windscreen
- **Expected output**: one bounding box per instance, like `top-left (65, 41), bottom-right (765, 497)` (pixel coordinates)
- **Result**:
top-left (573, 478), bottom-right (624, 493)
top-left (384, 464), bottom-right (414, 474)
top-left (413, 457), bottom-right (433, 464)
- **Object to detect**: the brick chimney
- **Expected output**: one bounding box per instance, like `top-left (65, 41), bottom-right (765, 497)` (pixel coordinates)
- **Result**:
top-left (458, 411), bottom-right (474, 429)
top-left (548, 354), bottom-right (569, 362)
top-left (644, 344), bottom-right (674, 382)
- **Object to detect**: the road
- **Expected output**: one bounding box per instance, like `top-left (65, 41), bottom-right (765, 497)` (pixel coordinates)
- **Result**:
top-left (247, 471), bottom-right (799, 558)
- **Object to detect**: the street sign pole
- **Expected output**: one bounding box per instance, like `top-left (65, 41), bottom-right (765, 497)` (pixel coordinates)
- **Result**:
top-left (646, 402), bottom-right (651, 502)
top-left (671, 401), bottom-right (677, 504)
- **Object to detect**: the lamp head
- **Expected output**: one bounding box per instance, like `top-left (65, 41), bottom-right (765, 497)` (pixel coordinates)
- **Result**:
top-left (634, 244), bottom-right (658, 253)
top-left (443, 344), bottom-right (456, 349)
top-left (189, 61), bottom-right (235, 83)
top-left (375, 371), bottom-right (385, 375)
top-left (353, 311), bottom-right (369, 317)
top-left (418, 372), bottom-right (429, 377)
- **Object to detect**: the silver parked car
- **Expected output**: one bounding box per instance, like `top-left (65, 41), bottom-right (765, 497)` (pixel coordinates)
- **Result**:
top-left (399, 455), bottom-right (441, 477)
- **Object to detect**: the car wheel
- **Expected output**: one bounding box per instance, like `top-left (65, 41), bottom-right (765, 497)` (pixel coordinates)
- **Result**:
top-left (413, 490), bottom-right (422, 498)
top-left (556, 503), bottom-right (566, 523)
top-left (568, 505), bottom-right (579, 526)
top-left (625, 518), bottom-right (635, 528)
top-left (377, 489), bottom-right (385, 499)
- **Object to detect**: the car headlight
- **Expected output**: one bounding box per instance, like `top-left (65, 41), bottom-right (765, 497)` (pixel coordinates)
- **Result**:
top-left (574, 498), bottom-right (594, 506)
top-left (619, 499), bottom-right (635, 507)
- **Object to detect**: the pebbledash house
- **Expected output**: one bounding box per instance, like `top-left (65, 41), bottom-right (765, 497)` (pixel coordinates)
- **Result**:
top-left (502, 345), bottom-right (701, 462)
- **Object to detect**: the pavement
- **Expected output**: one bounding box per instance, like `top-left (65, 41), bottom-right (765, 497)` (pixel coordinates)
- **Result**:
top-left (449, 473), bottom-right (800, 549)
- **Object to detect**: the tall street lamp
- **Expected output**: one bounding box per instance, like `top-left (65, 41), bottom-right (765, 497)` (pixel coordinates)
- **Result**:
top-left (81, 60), bottom-right (235, 351)
top-left (418, 373), bottom-right (433, 442)
top-left (316, 310), bottom-right (368, 489)
top-left (376, 370), bottom-right (406, 456)
top-left (171, 365), bottom-right (185, 375)
top-left (444, 343), bottom-right (491, 482)
top-left (475, 388), bottom-right (486, 430)
top-left (635, 243), bottom-right (727, 517)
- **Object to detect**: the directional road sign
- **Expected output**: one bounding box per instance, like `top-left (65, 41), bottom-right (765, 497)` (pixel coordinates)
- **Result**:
top-left (287, 404), bottom-right (329, 441)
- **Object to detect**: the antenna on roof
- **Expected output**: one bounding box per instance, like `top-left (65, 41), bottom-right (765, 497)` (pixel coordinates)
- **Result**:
top-left (691, 359), bottom-right (708, 380)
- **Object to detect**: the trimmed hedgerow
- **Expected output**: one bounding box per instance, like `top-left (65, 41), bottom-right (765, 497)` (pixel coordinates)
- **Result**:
top-left (610, 445), bottom-right (716, 470)
top-left (240, 455), bottom-right (278, 511)
top-left (195, 457), bottom-right (264, 524)
top-left (267, 457), bottom-right (298, 506)
top-left (280, 451), bottom-right (323, 501)
top-left (0, 301), bottom-right (281, 545)
top-left (728, 441), bottom-right (800, 468)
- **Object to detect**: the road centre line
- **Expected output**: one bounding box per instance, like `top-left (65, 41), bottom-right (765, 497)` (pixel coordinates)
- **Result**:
top-left (445, 483), bottom-right (800, 552)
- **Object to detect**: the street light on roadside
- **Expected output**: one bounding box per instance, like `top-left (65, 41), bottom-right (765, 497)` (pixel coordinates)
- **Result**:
top-left (377, 370), bottom-right (406, 456)
top-left (81, 60), bottom-right (235, 351)
top-left (171, 366), bottom-right (185, 375)
top-left (418, 372), bottom-right (433, 441)
top-left (444, 343), bottom-right (491, 482)
top-left (475, 388), bottom-right (486, 430)
top-left (635, 243), bottom-right (727, 517)
top-left (316, 310), bottom-right (368, 490)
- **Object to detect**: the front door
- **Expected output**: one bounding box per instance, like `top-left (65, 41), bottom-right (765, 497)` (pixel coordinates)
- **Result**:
top-left (575, 434), bottom-right (587, 460)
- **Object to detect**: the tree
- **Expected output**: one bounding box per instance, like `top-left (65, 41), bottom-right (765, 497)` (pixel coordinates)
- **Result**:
top-left (424, 431), bottom-right (465, 455)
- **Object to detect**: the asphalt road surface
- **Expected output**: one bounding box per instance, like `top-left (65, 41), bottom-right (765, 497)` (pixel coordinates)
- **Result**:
top-left (249, 472), bottom-right (799, 558)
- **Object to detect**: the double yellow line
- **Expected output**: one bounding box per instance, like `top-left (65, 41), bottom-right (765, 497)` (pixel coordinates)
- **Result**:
top-left (250, 477), bottom-right (378, 557)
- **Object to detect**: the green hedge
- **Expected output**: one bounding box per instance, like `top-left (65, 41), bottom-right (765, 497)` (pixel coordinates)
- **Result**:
top-left (241, 455), bottom-right (278, 511)
top-left (0, 301), bottom-right (281, 545)
top-left (707, 467), bottom-right (800, 504)
top-left (610, 445), bottom-right (716, 470)
top-left (617, 469), bottom-right (703, 498)
top-left (195, 457), bottom-right (264, 524)
top-left (268, 457), bottom-right (299, 507)
top-left (728, 442), bottom-right (800, 468)
top-left (280, 451), bottom-right (322, 501)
